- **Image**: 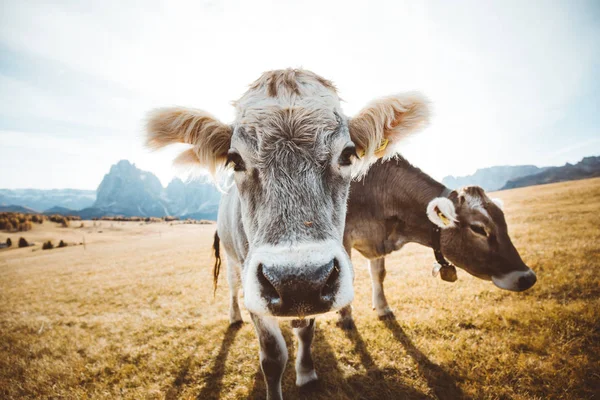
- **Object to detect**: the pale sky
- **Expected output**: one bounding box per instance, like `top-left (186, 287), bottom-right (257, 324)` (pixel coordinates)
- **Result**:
top-left (1, 0), bottom-right (599, 190)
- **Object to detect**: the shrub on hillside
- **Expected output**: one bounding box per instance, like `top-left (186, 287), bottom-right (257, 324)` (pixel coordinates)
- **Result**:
top-left (58, 240), bottom-right (67, 248)
top-left (6, 238), bottom-right (11, 247)
top-left (18, 237), bottom-right (29, 248)
top-left (18, 221), bottom-right (33, 232)
top-left (42, 241), bottom-right (54, 250)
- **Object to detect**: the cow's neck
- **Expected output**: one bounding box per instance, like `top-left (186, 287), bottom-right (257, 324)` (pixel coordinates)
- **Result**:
top-left (391, 169), bottom-right (447, 248)
top-left (375, 157), bottom-right (448, 249)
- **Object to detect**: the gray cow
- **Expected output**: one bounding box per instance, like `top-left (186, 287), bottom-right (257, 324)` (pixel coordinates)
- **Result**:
top-left (147, 69), bottom-right (430, 400)
top-left (338, 157), bottom-right (537, 328)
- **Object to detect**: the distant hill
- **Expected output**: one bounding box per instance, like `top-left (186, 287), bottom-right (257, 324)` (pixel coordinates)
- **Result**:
top-left (0, 188), bottom-right (95, 211)
top-left (0, 205), bottom-right (40, 213)
top-left (502, 156), bottom-right (600, 190)
top-left (443, 165), bottom-right (548, 191)
top-left (43, 206), bottom-right (79, 215)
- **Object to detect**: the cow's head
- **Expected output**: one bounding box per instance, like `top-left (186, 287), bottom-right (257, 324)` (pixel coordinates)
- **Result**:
top-left (147, 69), bottom-right (429, 317)
top-left (427, 186), bottom-right (536, 291)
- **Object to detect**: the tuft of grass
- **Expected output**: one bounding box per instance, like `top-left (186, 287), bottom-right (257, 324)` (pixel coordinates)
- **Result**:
top-left (1, 178), bottom-right (599, 399)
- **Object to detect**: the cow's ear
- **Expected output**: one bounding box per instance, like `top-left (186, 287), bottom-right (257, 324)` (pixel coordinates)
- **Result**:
top-left (348, 92), bottom-right (430, 160)
top-left (427, 197), bottom-right (458, 229)
top-left (146, 107), bottom-right (232, 175)
top-left (492, 198), bottom-right (504, 210)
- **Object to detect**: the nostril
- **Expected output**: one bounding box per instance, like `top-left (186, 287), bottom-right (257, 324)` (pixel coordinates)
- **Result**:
top-left (321, 259), bottom-right (340, 302)
top-left (257, 264), bottom-right (281, 306)
top-left (518, 272), bottom-right (537, 290)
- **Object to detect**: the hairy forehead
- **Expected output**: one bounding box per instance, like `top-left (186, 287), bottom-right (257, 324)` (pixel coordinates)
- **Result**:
top-left (461, 188), bottom-right (505, 225)
top-left (234, 107), bottom-right (343, 150)
top-left (234, 69), bottom-right (342, 117)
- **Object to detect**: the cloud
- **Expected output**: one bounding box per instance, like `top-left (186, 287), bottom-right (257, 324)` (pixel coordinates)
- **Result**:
top-left (0, 0), bottom-right (599, 188)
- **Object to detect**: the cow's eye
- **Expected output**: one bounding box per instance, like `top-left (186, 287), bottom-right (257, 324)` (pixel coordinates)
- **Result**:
top-left (339, 144), bottom-right (358, 166)
top-left (469, 224), bottom-right (487, 237)
top-left (226, 151), bottom-right (246, 172)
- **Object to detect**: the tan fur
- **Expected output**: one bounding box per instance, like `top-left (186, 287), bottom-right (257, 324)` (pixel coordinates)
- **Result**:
top-left (348, 92), bottom-right (430, 159)
top-left (146, 107), bottom-right (232, 175)
top-left (249, 69), bottom-right (337, 98)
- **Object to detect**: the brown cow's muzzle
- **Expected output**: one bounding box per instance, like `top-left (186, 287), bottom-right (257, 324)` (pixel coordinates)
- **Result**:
top-left (492, 269), bottom-right (537, 291)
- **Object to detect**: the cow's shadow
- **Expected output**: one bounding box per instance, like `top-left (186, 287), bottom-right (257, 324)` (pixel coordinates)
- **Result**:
top-left (247, 324), bottom-right (432, 399)
top-left (382, 319), bottom-right (467, 400)
top-left (170, 318), bottom-right (466, 399)
top-left (165, 322), bottom-right (243, 400)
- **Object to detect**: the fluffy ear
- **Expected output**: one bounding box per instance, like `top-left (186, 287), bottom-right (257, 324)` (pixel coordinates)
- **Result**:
top-left (348, 92), bottom-right (430, 160)
top-left (146, 107), bottom-right (232, 175)
top-left (427, 197), bottom-right (458, 229)
top-left (492, 198), bottom-right (504, 210)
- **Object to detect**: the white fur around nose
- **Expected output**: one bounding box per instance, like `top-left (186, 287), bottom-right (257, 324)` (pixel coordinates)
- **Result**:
top-left (492, 269), bottom-right (536, 291)
top-left (427, 197), bottom-right (458, 229)
top-left (242, 240), bottom-right (354, 316)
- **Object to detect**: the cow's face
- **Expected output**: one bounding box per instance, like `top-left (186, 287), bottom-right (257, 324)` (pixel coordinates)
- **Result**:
top-left (427, 186), bottom-right (536, 291)
top-left (147, 69), bottom-right (430, 317)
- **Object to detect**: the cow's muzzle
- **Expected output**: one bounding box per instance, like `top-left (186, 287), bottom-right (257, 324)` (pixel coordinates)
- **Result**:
top-left (492, 269), bottom-right (537, 292)
top-left (257, 259), bottom-right (340, 316)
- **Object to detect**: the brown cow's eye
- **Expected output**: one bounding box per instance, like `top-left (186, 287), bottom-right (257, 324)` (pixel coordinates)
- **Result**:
top-left (339, 145), bottom-right (358, 166)
top-left (470, 224), bottom-right (487, 237)
top-left (226, 151), bottom-right (246, 172)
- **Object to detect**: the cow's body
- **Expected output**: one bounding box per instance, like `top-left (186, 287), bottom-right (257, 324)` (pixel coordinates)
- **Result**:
top-left (147, 69), bottom-right (430, 399)
top-left (339, 157), bottom-right (537, 327)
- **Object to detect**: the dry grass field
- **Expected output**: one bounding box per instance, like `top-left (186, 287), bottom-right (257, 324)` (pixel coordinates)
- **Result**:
top-left (1, 178), bottom-right (599, 400)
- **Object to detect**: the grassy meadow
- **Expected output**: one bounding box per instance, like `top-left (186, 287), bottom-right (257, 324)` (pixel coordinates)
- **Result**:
top-left (1, 178), bottom-right (599, 399)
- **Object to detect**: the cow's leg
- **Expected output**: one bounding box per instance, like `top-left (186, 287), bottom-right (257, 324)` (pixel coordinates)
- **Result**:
top-left (369, 257), bottom-right (394, 319)
top-left (337, 243), bottom-right (356, 330)
top-left (226, 256), bottom-right (243, 325)
top-left (251, 314), bottom-right (287, 400)
top-left (292, 318), bottom-right (318, 387)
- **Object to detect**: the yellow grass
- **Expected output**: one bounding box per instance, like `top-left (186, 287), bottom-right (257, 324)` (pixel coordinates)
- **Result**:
top-left (1, 178), bottom-right (599, 399)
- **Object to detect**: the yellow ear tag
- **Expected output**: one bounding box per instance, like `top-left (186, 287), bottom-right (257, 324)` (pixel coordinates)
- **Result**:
top-left (374, 138), bottom-right (389, 157)
top-left (356, 139), bottom-right (389, 158)
top-left (437, 210), bottom-right (451, 226)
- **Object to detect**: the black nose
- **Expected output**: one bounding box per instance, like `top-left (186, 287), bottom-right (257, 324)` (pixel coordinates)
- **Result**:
top-left (517, 271), bottom-right (537, 291)
top-left (257, 259), bottom-right (340, 316)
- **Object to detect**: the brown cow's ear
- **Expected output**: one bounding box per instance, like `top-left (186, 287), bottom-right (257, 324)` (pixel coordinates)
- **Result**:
top-left (427, 197), bottom-right (458, 229)
top-left (492, 198), bottom-right (504, 210)
top-left (146, 107), bottom-right (232, 175)
top-left (349, 92), bottom-right (430, 159)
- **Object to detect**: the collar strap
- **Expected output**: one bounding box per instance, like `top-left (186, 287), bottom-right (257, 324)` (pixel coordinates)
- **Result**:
top-left (431, 191), bottom-right (458, 283)
top-left (432, 225), bottom-right (453, 268)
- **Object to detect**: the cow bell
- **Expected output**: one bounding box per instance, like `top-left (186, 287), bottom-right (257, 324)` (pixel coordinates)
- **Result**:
top-left (432, 262), bottom-right (458, 283)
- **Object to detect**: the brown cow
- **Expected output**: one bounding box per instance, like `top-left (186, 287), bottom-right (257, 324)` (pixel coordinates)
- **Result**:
top-left (338, 157), bottom-right (537, 328)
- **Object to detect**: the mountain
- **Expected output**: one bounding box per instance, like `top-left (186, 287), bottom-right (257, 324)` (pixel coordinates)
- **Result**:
top-left (502, 156), bottom-right (600, 190)
top-left (0, 188), bottom-right (95, 211)
top-left (165, 177), bottom-right (221, 219)
top-left (94, 160), bottom-right (169, 217)
top-left (442, 165), bottom-right (549, 191)
top-left (0, 160), bottom-right (221, 220)
top-left (92, 160), bottom-right (221, 219)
